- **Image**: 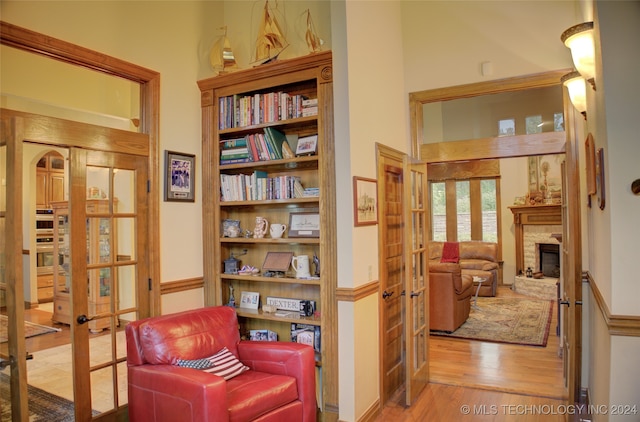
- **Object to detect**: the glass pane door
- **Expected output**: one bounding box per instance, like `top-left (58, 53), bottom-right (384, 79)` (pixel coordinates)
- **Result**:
top-left (70, 149), bottom-right (148, 420)
top-left (403, 156), bottom-right (429, 405)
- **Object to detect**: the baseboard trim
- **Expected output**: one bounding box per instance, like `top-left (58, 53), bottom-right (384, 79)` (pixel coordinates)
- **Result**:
top-left (585, 271), bottom-right (640, 337)
top-left (357, 398), bottom-right (381, 422)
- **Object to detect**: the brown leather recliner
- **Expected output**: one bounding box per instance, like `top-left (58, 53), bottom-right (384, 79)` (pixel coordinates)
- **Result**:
top-left (126, 306), bottom-right (317, 422)
top-left (429, 262), bottom-right (473, 332)
top-left (429, 241), bottom-right (499, 297)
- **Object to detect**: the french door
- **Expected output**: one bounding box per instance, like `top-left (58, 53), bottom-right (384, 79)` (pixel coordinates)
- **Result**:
top-left (2, 112), bottom-right (150, 421)
top-left (68, 148), bottom-right (149, 420)
top-left (402, 155), bottom-right (429, 405)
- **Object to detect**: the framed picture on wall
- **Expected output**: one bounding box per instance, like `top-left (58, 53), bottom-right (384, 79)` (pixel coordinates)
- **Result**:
top-left (164, 150), bottom-right (195, 202)
top-left (353, 177), bottom-right (378, 226)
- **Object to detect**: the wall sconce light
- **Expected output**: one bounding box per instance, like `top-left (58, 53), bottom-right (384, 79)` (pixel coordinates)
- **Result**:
top-left (561, 71), bottom-right (587, 119)
top-left (561, 21), bottom-right (596, 90)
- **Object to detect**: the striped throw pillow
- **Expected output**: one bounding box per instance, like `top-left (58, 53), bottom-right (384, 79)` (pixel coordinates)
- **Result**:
top-left (176, 347), bottom-right (249, 380)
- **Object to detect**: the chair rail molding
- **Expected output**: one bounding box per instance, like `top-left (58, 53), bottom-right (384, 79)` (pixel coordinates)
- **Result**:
top-left (585, 271), bottom-right (640, 337)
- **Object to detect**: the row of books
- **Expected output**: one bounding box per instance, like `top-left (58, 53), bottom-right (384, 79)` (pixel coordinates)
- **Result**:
top-left (218, 92), bottom-right (318, 130)
top-left (220, 172), bottom-right (307, 202)
top-left (219, 127), bottom-right (293, 165)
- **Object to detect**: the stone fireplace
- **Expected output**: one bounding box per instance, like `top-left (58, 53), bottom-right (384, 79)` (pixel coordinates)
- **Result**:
top-left (508, 204), bottom-right (561, 276)
top-left (522, 226), bottom-right (562, 276)
top-left (509, 204), bottom-right (561, 300)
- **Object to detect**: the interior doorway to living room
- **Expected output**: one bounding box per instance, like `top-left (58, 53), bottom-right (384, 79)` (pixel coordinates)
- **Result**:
top-left (409, 69), bottom-right (583, 402)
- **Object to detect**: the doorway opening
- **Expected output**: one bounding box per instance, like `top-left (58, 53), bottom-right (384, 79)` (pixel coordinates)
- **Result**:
top-left (403, 69), bottom-right (581, 402)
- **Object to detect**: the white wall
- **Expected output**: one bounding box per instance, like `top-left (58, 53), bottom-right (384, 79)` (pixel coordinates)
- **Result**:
top-left (401, 1), bottom-right (577, 93)
top-left (332, 1), bottom-right (408, 419)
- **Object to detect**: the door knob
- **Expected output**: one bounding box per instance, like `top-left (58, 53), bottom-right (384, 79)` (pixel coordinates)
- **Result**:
top-left (559, 300), bottom-right (570, 307)
top-left (382, 290), bottom-right (394, 299)
top-left (410, 291), bottom-right (421, 298)
top-left (76, 314), bottom-right (96, 325)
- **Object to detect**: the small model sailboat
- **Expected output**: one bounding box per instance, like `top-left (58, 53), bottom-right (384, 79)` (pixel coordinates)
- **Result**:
top-left (210, 26), bottom-right (238, 74)
top-left (304, 9), bottom-right (323, 54)
top-left (253, 0), bottom-right (289, 65)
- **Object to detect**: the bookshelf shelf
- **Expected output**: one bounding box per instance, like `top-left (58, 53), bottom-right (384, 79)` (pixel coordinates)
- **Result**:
top-left (218, 115), bottom-right (318, 136)
top-left (220, 273), bottom-right (322, 286)
top-left (220, 237), bottom-right (321, 245)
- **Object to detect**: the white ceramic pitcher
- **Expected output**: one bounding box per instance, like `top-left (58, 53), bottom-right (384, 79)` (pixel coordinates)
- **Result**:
top-left (270, 223), bottom-right (287, 238)
top-left (291, 255), bottom-right (311, 278)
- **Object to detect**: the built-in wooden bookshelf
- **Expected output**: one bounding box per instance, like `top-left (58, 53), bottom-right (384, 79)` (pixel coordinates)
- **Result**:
top-left (198, 51), bottom-right (337, 415)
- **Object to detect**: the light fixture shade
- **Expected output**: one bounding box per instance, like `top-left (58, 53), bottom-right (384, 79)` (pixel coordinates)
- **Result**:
top-left (561, 22), bottom-right (595, 83)
top-left (561, 71), bottom-right (587, 115)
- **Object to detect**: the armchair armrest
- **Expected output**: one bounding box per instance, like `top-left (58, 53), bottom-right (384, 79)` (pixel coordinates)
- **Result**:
top-left (429, 262), bottom-right (461, 274)
top-left (128, 365), bottom-right (228, 422)
top-left (238, 341), bottom-right (317, 422)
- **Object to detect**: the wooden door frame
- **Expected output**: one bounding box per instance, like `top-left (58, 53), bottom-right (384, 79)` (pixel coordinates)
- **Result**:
top-left (408, 69), bottom-right (583, 403)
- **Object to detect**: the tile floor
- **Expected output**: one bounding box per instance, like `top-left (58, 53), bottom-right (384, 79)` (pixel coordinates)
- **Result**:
top-left (2, 304), bottom-right (127, 414)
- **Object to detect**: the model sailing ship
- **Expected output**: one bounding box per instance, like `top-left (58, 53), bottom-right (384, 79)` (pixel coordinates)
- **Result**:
top-left (253, 0), bottom-right (289, 65)
top-left (210, 26), bottom-right (238, 74)
top-left (304, 9), bottom-right (323, 53)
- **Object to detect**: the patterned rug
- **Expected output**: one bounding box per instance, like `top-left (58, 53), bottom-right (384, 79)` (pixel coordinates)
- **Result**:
top-left (0, 372), bottom-right (76, 421)
top-left (0, 314), bottom-right (61, 343)
top-left (431, 297), bottom-right (553, 347)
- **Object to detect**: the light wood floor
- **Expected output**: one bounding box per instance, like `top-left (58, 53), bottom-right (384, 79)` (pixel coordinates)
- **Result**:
top-left (374, 286), bottom-right (570, 422)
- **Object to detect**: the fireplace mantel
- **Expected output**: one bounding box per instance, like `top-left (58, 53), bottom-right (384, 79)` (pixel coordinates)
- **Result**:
top-left (508, 204), bottom-right (562, 225)
top-left (509, 204), bottom-right (561, 275)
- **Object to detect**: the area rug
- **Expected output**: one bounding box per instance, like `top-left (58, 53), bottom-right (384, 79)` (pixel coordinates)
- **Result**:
top-left (0, 314), bottom-right (61, 343)
top-left (431, 297), bottom-right (553, 347)
top-left (0, 372), bottom-right (77, 422)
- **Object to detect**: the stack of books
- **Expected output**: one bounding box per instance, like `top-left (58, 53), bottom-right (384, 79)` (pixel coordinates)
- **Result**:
top-left (303, 187), bottom-right (320, 197)
top-left (302, 98), bottom-right (318, 117)
top-left (220, 137), bottom-right (252, 165)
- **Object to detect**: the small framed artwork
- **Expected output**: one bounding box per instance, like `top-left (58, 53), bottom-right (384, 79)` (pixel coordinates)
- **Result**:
top-left (353, 176), bottom-right (378, 226)
top-left (295, 134), bottom-right (318, 156)
top-left (585, 133), bottom-right (596, 195)
top-left (164, 150), bottom-right (195, 202)
top-left (289, 212), bottom-right (320, 238)
top-left (240, 291), bottom-right (260, 310)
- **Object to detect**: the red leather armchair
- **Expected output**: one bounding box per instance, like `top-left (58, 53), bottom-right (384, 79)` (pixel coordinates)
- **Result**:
top-left (429, 262), bottom-right (473, 332)
top-left (126, 306), bottom-right (317, 422)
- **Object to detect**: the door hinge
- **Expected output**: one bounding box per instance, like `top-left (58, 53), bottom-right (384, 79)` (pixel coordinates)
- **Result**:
top-left (148, 278), bottom-right (152, 291)
top-left (147, 180), bottom-right (151, 193)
